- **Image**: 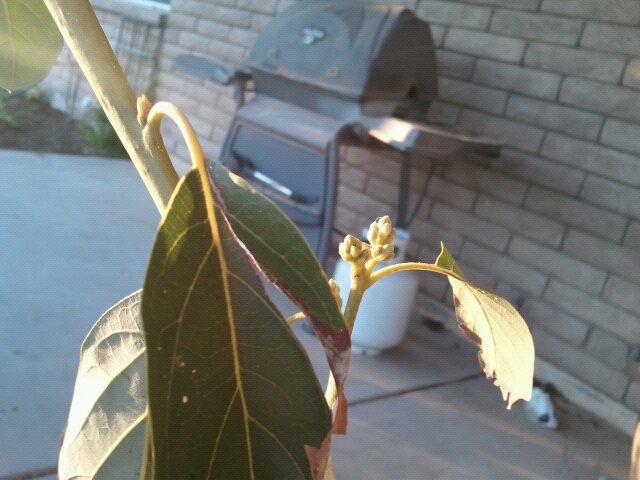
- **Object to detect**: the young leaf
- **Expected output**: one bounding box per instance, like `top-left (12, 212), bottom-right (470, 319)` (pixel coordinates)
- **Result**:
top-left (208, 161), bottom-right (350, 388)
top-left (0, 0), bottom-right (63, 92)
top-left (142, 169), bottom-right (332, 479)
top-left (58, 291), bottom-right (146, 480)
top-left (436, 243), bottom-right (534, 408)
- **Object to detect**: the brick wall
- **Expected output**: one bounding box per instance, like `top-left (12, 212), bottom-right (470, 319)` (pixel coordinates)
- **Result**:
top-left (46, 0), bottom-right (640, 432)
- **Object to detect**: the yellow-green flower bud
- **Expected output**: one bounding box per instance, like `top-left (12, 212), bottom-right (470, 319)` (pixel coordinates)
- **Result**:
top-left (370, 243), bottom-right (394, 263)
top-left (328, 279), bottom-right (342, 309)
top-left (339, 234), bottom-right (370, 264)
top-left (367, 216), bottom-right (396, 247)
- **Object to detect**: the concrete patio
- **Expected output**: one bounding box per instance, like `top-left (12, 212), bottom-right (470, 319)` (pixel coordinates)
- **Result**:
top-left (0, 150), bottom-right (632, 479)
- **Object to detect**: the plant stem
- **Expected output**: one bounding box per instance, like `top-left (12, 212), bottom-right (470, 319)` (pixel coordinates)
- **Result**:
top-left (43, 0), bottom-right (179, 214)
top-left (369, 262), bottom-right (464, 285)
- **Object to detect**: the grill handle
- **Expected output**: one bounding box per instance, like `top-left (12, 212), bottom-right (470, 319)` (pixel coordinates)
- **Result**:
top-left (231, 152), bottom-right (316, 206)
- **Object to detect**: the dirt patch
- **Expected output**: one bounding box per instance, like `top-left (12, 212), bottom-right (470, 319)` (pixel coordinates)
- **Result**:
top-left (0, 96), bottom-right (126, 158)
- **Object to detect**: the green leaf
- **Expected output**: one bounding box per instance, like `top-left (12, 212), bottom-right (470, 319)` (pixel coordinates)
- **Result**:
top-left (208, 161), bottom-right (350, 388)
top-left (435, 241), bottom-right (465, 279)
top-left (58, 291), bottom-right (146, 480)
top-left (435, 243), bottom-right (534, 408)
top-left (142, 169), bottom-right (332, 479)
top-left (0, 0), bottom-right (63, 92)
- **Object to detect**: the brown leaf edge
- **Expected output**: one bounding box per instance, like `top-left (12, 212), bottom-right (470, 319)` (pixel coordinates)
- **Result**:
top-left (304, 390), bottom-right (348, 480)
top-left (205, 164), bottom-right (351, 472)
top-left (207, 163), bottom-right (351, 383)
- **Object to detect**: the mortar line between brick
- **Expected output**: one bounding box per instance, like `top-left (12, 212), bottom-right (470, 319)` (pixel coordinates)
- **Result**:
top-left (349, 371), bottom-right (485, 408)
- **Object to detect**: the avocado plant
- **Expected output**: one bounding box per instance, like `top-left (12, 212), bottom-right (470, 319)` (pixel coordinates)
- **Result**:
top-left (0, 1), bottom-right (535, 478)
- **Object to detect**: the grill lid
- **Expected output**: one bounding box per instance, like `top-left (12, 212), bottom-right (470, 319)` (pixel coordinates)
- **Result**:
top-left (246, 2), bottom-right (438, 105)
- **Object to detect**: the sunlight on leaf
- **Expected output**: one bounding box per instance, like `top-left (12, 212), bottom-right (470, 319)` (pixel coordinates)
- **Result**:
top-left (436, 243), bottom-right (535, 408)
top-left (0, 0), bottom-right (63, 92)
top-left (58, 291), bottom-right (146, 480)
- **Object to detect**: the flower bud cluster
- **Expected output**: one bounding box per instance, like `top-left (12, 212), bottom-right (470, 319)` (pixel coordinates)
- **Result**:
top-left (367, 216), bottom-right (395, 263)
top-left (339, 234), bottom-right (370, 265)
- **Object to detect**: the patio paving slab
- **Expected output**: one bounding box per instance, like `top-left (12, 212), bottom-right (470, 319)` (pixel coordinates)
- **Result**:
top-left (0, 150), bottom-right (632, 479)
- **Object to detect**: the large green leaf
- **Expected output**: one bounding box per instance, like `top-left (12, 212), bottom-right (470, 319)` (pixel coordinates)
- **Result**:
top-left (58, 291), bottom-right (146, 480)
top-left (142, 169), bottom-right (331, 478)
top-left (208, 161), bottom-right (350, 388)
top-left (436, 243), bottom-right (535, 408)
top-left (0, 0), bottom-right (63, 92)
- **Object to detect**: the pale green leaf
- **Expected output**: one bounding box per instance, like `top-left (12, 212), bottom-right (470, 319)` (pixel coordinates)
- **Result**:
top-left (58, 291), bottom-right (146, 480)
top-left (0, 0), bottom-right (63, 92)
top-left (435, 243), bottom-right (534, 408)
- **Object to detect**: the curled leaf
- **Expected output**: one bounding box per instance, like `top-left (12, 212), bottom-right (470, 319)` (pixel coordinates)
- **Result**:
top-left (436, 243), bottom-right (534, 407)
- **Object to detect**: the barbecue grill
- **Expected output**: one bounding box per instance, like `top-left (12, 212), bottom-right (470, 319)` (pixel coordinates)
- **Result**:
top-left (174, 1), bottom-right (501, 265)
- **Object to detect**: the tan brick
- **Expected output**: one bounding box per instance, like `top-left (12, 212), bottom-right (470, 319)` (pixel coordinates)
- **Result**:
top-left (561, 77), bottom-right (640, 124)
top-left (439, 78), bottom-right (507, 115)
top-left (339, 163), bottom-right (368, 191)
top-left (506, 95), bottom-right (602, 140)
top-left (411, 217), bottom-right (465, 254)
top-left (581, 175), bottom-right (640, 220)
top-left (178, 31), bottom-right (210, 51)
top-left (194, 19), bottom-right (231, 40)
top-left (582, 22), bottom-right (640, 56)
top-left (509, 236), bottom-right (606, 294)
top-left (417, 1), bottom-right (492, 29)
top-left (601, 118), bottom-right (640, 156)
top-left (545, 279), bottom-right (640, 341)
top-left (524, 42), bottom-right (625, 83)
top-left (491, 9), bottom-right (582, 45)
top-left (429, 24), bottom-right (447, 47)
top-left (237, 0), bottom-right (278, 14)
top-left (542, 0), bottom-right (640, 24)
top-left (476, 196), bottom-right (564, 247)
top-left (586, 328), bottom-right (630, 370)
top-left (604, 276), bottom-right (640, 314)
top-left (213, 5), bottom-right (252, 28)
top-left (337, 184), bottom-right (368, 214)
top-left (250, 12), bottom-right (272, 31)
top-left (427, 176), bottom-right (477, 212)
top-left (430, 202), bottom-right (511, 249)
top-left (525, 187), bottom-right (626, 242)
top-left (521, 299), bottom-right (589, 346)
top-left (624, 222), bottom-right (640, 249)
top-left (427, 100), bottom-right (461, 127)
top-left (623, 59), bottom-right (640, 90)
top-left (366, 176), bottom-right (424, 210)
top-left (227, 28), bottom-right (258, 48)
top-left (436, 50), bottom-right (475, 80)
top-left (532, 327), bottom-right (629, 399)
top-left (625, 381), bottom-right (640, 411)
top-left (491, 148), bottom-right (585, 196)
top-left (445, 28), bottom-right (526, 63)
top-left (460, 241), bottom-right (548, 295)
top-left (459, 110), bottom-right (544, 153)
top-left (464, 0), bottom-right (540, 10)
top-left (334, 205), bottom-right (359, 238)
top-left (565, 230), bottom-right (640, 284)
top-left (542, 133), bottom-right (640, 188)
top-left (444, 159), bottom-right (528, 204)
top-left (473, 59), bottom-right (561, 100)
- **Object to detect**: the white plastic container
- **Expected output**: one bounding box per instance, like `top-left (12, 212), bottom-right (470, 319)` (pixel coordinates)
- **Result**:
top-left (333, 229), bottom-right (418, 355)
